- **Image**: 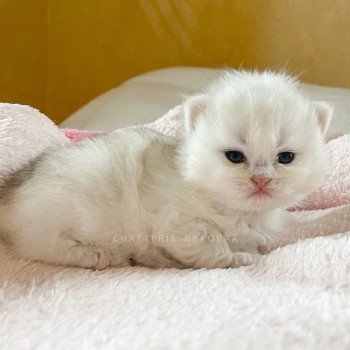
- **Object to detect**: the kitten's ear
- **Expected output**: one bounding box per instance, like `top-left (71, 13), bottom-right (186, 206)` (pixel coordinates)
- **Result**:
top-left (312, 101), bottom-right (334, 136)
top-left (183, 94), bottom-right (208, 133)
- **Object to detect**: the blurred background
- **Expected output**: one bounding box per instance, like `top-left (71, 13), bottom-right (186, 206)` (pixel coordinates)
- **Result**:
top-left (0, 0), bottom-right (349, 123)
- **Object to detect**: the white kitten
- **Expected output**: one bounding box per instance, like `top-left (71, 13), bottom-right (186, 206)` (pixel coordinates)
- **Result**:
top-left (0, 70), bottom-right (332, 269)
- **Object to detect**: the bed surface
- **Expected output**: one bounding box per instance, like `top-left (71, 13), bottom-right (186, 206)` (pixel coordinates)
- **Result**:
top-left (61, 67), bottom-right (350, 132)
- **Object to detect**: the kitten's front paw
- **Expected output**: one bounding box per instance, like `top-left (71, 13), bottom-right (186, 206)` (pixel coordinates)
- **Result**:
top-left (230, 252), bottom-right (261, 268)
top-left (94, 251), bottom-right (111, 270)
top-left (208, 252), bottom-right (261, 268)
top-left (76, 247), bottom-right (110, 270)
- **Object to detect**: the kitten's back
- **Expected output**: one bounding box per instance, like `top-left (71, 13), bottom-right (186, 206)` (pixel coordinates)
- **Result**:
top-left (0, 128), bottom-right (178, 250)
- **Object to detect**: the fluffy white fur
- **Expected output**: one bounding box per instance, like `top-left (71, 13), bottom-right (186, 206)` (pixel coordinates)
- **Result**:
top-left (0, 70), bottom-right (333, 269)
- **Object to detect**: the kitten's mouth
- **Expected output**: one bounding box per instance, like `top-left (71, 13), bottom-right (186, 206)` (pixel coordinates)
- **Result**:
top-left (249, 187), bottom-right (272, 198)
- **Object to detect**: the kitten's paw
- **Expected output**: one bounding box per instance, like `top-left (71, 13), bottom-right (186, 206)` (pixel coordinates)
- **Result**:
top-left (94, 251), bottom-right (111, 270)
top-left (206, 252), bottom-right (261, 269)
top-left (230, 252), bottom-right (261, 268)
top-left (65, 245), bottom-right (110, 270)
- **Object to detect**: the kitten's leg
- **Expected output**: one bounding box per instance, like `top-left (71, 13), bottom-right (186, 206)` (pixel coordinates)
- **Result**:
top-left (194, 237), bottom-right (262, 269)
top-left (59, 243), bottom-right (111, 270)
top-left (230, 251), bottom-right (261, 267)
top-left (224, 227), bottom-right (264, 266)
top-left (231, 230), bottom-right (264, 264)
top-left (157, 220), bottom-right (261, 269)
top-left (169, 236), bottom-right (260, 269)
top-left (15, 234), bottom-right (111, 270)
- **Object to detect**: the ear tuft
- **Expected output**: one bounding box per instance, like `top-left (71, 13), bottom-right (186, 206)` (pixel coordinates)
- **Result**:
top-left (183, 94), bottom-right (208, 133)
top-left (312, 101), bottom-right (334, 136)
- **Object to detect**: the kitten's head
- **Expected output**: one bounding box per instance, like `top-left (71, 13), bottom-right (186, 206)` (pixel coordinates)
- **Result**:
top-left (181, 70), bottom-right (333, 211)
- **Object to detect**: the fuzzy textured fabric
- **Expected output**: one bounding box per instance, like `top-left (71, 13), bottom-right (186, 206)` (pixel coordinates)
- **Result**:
top-left (0, 103), bottom-right (350, 349)
top-left (0, 104), bottom-right (69, 186)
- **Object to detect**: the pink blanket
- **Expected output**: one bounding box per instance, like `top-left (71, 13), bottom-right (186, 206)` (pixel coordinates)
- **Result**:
top-left (0, 103), bottom-right (349, 248)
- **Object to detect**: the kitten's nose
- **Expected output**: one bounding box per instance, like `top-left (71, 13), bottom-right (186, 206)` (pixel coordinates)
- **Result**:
top-left (251, 175), bottom-right (271, 187)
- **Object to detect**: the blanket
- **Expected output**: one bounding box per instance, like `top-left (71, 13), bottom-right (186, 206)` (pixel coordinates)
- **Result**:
top-left (0, 103), bottom-right (349, 349)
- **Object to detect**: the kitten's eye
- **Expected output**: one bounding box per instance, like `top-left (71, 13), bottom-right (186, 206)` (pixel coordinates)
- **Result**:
top-left (278, 152), bottom-right (295, 164)
top-left (225, 151), bottom-right (246, 164)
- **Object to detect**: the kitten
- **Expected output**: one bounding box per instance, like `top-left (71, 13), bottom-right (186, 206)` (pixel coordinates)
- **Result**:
top-left (0, 70), bottom-right (332, 269)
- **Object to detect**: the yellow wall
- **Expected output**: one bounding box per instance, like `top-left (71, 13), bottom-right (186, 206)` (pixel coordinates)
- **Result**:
top-left (0, 0), bottom-right (47, 112)
top-left (1, 1), bottom-right (350, 123)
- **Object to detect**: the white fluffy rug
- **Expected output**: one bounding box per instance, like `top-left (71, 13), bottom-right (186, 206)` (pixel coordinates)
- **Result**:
top-left (1, 231), bottom-right (350, 349)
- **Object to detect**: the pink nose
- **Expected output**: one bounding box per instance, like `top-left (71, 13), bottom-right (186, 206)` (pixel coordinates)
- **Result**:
top-left (251, 175), bottom-right (270, 187)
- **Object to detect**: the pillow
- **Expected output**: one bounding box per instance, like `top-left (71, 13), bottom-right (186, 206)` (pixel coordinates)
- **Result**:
top-left (61, 67), bottom-right (350, 132)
